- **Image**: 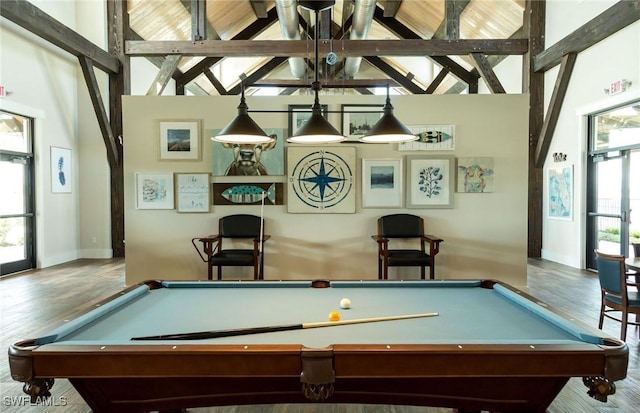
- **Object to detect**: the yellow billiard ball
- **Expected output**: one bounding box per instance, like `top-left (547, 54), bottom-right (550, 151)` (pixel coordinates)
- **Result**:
top-left (328, 311), bottom-right (340, 322)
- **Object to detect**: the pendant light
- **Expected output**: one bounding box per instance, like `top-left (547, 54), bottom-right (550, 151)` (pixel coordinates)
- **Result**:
top-left (212, 84), bottom-right (274, 144)
top-left (287, 0), bottom-right (345, 144)
top-left (359, 84), bottom-right (418, 143)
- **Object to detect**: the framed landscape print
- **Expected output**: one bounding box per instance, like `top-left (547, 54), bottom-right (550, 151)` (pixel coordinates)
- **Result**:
top-left (135, 172), bottom-right (174, 210)
top-left (361, 158), bottom-right (403, 208)
top-left (159, 120), bottom-right (200, 160)
top-left (406, 155), bottom-right (455, 209)
top-left (341, 104), bottom-right (383, 141)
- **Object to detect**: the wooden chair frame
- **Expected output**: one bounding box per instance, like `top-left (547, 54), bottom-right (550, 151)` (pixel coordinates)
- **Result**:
top-left (372, 214), bottom-right (443, 280)
top-left (191, 215), bottom-right (269, 280)
top-left (595, 250), bottom-right (640, 341)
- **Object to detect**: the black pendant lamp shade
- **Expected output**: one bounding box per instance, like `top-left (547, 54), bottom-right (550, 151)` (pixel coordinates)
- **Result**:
top-left (212, 88), bottom-right (273, 144)
top-left (360, 86), bottom-right (418, 143)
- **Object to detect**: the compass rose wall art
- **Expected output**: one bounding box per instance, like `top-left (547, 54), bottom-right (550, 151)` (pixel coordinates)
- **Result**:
top-left (287, 147), bottom-right (356, 213)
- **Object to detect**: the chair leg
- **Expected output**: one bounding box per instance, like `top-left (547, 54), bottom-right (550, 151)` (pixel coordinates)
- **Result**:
top-left (377, 258), bottom-right (382, 280)
top-left (621, 311), bottom-right (627, 342)
top-left (420, 266), bottom-right (425, 280)
top-left (598, 302), bottom-right (605, 329)
top-left (217, 266), bottom-right (222, 281)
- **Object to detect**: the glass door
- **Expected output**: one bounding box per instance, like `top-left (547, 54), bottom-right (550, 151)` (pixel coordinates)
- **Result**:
top-left (586, 101), bottom-right (640, 269)
top-left (0, 111), bottom-right (36, 276)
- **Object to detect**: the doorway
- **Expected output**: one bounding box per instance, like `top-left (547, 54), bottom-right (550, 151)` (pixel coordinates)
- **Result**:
top-left (586, 101), bottom-right (640, 270)
top-left (0, 111), bottom-right (36, 276)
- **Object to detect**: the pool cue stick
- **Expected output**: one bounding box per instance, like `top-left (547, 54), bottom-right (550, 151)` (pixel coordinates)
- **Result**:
top-left (130, 312), bottom-right (439, 341)
top-left (259, 190), bottom-right (265, 254)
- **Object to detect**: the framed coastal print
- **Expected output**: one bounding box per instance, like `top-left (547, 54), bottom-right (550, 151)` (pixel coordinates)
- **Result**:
top-left (288, 104), bottom-right (328, 137)
top-left (406, 155), bottom-right (455, 209)
top-left (548, 165), bottom-right (573, 220)
top-left (362, 158), bottom-right (403, 208)
top-left (176, 173), bottom-right (210, 213)
top-left (159, 120), bottom-right (200, 160)
top-left (51, 146), bottom-right (72, 193)
top-left (136, 172), bottom-right (174, 210)
top-left (341, 104), bottom-right (383, 141)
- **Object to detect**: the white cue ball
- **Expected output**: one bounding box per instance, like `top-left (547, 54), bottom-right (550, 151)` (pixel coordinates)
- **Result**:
top-left (340, 298), bottom-right (351, 309)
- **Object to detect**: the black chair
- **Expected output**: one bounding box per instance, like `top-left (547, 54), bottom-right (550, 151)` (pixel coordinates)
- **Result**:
top-left (192, 214), bottom-right (269, 280)
top-left (595, 250), bottom-right (640, 341)
top-left (372, 214), bottom-right (443, 280)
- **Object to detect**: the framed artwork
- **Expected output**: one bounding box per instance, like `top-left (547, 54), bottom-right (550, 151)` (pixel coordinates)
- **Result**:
top-left (341, 104), bottom-right (383, 141)
top-left (288, 104), bottom-right (328, 137)
top-left (212, 182), bottom-right (284, 205)
top-left (287, 146), bottom-right (356, 213)
top-left (398, 125), bottom-right (455, 151)
top-left (159, 120), bottom-right (201, 160)
top-left (176, 173), bottom-right (210, 213)
top-left (361, 158), bottom-right (403, 208)
top-left (211, 128), bottom-right (285, 176)
top-left (548, 165), bottom-right (573, 220)
top-left (406, 155), bottom-right (455, 209)
top-left (50, 146), bottom-right (71, 193)
top-left (457, 157), bottom-right (495, 193)
top-left (135, 172), bottom-right (174, 210)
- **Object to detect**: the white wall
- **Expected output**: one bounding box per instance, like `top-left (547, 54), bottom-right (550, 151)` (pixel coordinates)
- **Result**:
top-left (123, 94), bottom-right (529, 287)
top-left (1, 0), bottom-right (113, 269)
top-left (540, 2), bottom-right (640, 267)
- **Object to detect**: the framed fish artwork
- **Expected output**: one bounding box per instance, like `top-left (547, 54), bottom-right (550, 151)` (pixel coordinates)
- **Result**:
top-left (212, 182), bottom-right (284, 206)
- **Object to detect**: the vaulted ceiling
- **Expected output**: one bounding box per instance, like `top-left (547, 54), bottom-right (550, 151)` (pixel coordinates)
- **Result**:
top-left (125, 0), bottom-right (526, 96)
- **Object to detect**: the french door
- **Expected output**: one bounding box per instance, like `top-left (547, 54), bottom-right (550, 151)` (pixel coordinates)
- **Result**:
top-left (586, 101), bottom-right (640, 270)
top-left (0, 111), bottom-right (36, 276)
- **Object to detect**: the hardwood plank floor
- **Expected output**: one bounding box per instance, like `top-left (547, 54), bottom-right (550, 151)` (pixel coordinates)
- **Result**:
top-left (0, 258), bottom-right (638, 412)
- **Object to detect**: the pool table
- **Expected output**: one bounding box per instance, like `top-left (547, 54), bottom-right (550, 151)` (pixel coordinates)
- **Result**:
top-left (9, 279), bottom-right (628, 413)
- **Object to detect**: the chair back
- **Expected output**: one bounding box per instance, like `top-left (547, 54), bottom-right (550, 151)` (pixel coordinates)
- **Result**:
top-left (632, 243), bottom-right (640, 257)
top-left (595, 250), bottom-right (627, 296)
top-left (378, 214), bottom-right (423, 238)
top-left (219, 214), bottom-right (263, 238)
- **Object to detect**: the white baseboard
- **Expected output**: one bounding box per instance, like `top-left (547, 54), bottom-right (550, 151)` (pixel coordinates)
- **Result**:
top-left (540, 249), bottom-right (581, 269)
top-left (79, 249), bottom-right (114, 259)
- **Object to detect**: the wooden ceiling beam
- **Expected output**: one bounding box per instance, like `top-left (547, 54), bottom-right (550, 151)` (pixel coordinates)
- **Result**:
top-left (534, 0), bottom-right (640, 72)
top-left (425, 68), bottom-right (450, 94)
top-left (178, 6), bottom-right (279, 85)
top-left (383, 0), bottom-right (402, 18)
top-left (372, 5), bottom-right (478, 88)
top-left (0, 0), bottom-right (119, 74)
top-left (79, 56), bottom-right (119, 168)
top-left (470, 53), bottom-right (505, 93)
top-left (146, 55), bottom-right (182, 95)
top-left (252, 79), bottom-right (401, 88)
top-left (227, 57), bottom-right (289, 94)
top-left (126, 38), bottom-right (528, 57)
top-left (180, 0), bottom-right (219, 40)
top-left (535, 53), bottom-right (577, 168)
top-left (249, 0), bottom-right (269, 19)
top-left (433, 0), bottom-right (470, 40)
top-left (364, 56), bottom-right (425, 94)
top-left (203, 71), bottom-right (228, 95)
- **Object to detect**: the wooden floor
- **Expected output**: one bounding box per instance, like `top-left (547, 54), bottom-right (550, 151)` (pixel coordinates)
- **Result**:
top-left (0, 258), bottom-right (638, 413)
